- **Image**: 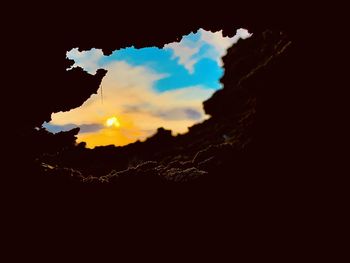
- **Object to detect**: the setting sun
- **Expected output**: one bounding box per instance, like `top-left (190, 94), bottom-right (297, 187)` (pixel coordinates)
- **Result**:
top-left (45, 29), bottom-right (252, 148)
top-left (106, 116), bottom-right (121, 127)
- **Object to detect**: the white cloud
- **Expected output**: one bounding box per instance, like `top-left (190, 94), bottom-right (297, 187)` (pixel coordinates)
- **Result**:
top-left (200, 28), bottom-right (252, 66)
top-left (67, 29), bottom-right (252, 76)
top-left (236, 28), bottom-right (253, 39)
top-left (66, 48), bottom-right (104, 74)
top-left (165, 28), bottom-right (252, 72)
top-left (199, 29), bottom-right (234, 55)
top-left (51, 61), bottom-right (215, 147)
top-left (57, 29), bottom-right (252, 147)
top-left (164, 37), bottom-right (200, 74)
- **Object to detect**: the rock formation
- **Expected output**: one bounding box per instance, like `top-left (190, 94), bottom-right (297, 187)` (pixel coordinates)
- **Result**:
top-left (30, 30), bottom-right (293, 191)
top-left (3, 5), bottom-right (320, 255)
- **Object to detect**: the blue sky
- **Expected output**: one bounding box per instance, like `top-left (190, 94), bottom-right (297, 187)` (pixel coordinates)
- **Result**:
top-left (98, 33), bottom-right (223, 91)
top-left (46, 28), bottom-right (251, 147)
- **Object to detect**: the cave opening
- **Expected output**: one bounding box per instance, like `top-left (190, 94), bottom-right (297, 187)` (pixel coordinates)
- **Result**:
top-left (4, 4), bottom-right (310, 247)
top-left (44, 28), bottom-right (251, 148)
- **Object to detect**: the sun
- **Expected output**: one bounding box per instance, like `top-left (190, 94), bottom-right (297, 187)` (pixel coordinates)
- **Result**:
top-left (106, 116), bottom-right (121, 127)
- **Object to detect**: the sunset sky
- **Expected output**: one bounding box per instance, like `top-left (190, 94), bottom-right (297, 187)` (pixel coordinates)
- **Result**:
top-left (45, 29), bottom-right (251, 148)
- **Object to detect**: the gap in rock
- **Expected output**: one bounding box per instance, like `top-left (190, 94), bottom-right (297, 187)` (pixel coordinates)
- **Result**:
top-left (45, 28), bottom-right (251, 148)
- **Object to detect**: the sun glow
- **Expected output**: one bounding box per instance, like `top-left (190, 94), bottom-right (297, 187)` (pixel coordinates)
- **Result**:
top-left (106, 116), bottom-right (120, 127)
top-left (46, 29), bottom-right (252, 148)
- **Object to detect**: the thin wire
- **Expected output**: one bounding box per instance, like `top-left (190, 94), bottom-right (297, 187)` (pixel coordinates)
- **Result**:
top-left (100, 85), bottom-right (103, 104)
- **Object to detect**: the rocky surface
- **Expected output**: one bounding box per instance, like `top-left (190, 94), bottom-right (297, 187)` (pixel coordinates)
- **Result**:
top-left (2, 3), bottom-right (336, 258)
top-left (32, 30), bottom-right (292, 189)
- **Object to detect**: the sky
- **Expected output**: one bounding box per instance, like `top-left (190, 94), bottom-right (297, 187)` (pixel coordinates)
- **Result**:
top-left (45, 28), bottom-right (251, 148)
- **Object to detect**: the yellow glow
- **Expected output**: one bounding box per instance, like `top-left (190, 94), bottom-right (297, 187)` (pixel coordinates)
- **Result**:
top-left (77, 116), bottom-right (152, 148)
top-left (106, 116), bottom-right (120, 127)
top-left (49, 62), bottom-right (213, 148)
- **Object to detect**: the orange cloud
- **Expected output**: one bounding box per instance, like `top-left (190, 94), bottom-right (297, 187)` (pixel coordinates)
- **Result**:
top-left (50, 61), bottom-right (214, 148)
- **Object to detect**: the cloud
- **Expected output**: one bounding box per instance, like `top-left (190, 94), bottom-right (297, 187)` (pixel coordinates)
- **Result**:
top-left (165, 28), bottom-right (252, 72)
top-left (122, 104), bottom-right (203, 121)
top-left (43, 123), bottom-right (77, 133)
top-left (78, 124), bottom-right (104, 133)
top-left (200, 28), bottom-right (251, 57)
top-left (164, 38), bottom-right (200, 74)
top-left (153, 107), bottom-right (203, 121)
top-left (50, 61), bottom-right (214, 147)
top-left (184, 108), bottom-right (202, 120)
top-left (44, 123), bottom-right (104, 134)
top-left (235, 28), bottom-right (253, 40)
top-left (66, 48), bottom-right (104, 74)
top-left (55, 29), bottom-right (252, 148)
top-left (66, 29), bottom-right (252, 77)
top-left (199, 29), bottom-right (235, 56)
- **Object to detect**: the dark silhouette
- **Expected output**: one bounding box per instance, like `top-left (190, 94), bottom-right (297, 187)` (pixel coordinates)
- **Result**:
top-left (3, 3), bottom-right (325, 259)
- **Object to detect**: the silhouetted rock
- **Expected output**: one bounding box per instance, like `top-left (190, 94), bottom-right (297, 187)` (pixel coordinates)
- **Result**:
top-left (4, 5), bottom-right (327, 255)
top-left (29, 30), bottom-right (293, 189)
